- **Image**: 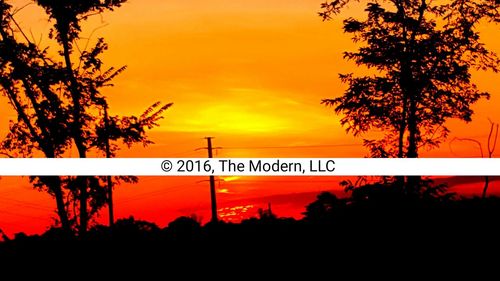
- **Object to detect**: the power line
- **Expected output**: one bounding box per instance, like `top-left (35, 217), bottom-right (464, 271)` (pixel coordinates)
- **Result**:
top-left (221, 144), bottom-right (362, 150)
top-left (116, 182), bottom-right (198, 204)
top-left (166, 149), bottom-right (205, 157)
top-left (0, 219), bottom-right (25, 228)
top-left (0, 201), bottom-right (52, 212)
top-left (0, 184), bottom-right (37, 196)
top-left (0, 209), bottom-right (49, 221)
top-left (0, 197), bottom-right (53, 211)
top-left (227, 180), bottom-right (342, 184)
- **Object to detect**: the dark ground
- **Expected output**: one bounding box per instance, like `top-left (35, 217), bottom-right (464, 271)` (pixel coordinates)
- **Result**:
top-left (2, 192), bottom-right (500, 275)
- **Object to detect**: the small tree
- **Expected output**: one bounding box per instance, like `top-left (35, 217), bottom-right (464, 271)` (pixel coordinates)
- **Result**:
top-left (303, 192), bottom-right (346, 222)
top-left (450, 119), bottom-right (499, 198)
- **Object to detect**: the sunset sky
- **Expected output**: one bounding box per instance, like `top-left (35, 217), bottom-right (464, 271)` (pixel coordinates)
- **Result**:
top-left (0, 0), bottom-right (499, 236)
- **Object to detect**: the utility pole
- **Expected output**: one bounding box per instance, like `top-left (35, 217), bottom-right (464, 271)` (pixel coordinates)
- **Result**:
top-left (206, 137), bottom-right (218, 223)
top-left (104, 104), bottom-right (114, 228)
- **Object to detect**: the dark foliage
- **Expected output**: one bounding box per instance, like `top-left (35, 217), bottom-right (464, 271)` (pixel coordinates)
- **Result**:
top-left (2, 191), bottom-right (500, 273)
top-left (0, 1), bottom-right (172, 234)
top-left (321, 0), bottom-right (499, 158)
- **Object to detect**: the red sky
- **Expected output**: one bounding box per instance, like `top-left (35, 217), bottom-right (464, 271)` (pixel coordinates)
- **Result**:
top-left (0, 0), bottom-right (499, 236)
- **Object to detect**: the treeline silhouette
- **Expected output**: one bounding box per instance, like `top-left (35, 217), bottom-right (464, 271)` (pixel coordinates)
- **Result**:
top-left (2, 182), bottom-right (500, 269)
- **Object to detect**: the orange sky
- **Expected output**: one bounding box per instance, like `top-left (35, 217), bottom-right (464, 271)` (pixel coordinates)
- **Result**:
top-left (0, 0), bottom-right (499, 236)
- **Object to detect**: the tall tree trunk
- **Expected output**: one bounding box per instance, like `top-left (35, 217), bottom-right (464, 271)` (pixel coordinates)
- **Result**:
top-left (406, 95), bottom-right (420, 195)
top-left (44, 176), bottom-right (71, 233)
top-left (395, 0), bottom-right (410, 189)
top-left (398, 100), bottom-right (407, 158)
top-left (396, 86), bottom-right (408, 188)
top-left (60, 30), bottom-right (88, 236)
top-left (42, 150), bottom-right (71, 233)
top-left (407, 98), bottom-right (418, 159)
top-left (104, 106), bottom-right (114, 228)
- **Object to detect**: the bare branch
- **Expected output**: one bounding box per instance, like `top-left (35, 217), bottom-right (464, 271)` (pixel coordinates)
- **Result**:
top-left (11, 2), bottom-right (34, 16)
top-left (449, 137), bottom-right (484, 157)
top-left (7, 13), bottom-right (32, 44)
top-left (0, 151), bottom-right (15, 158)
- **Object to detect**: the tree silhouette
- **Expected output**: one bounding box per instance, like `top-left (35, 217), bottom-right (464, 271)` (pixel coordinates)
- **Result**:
top-left (0, 1), bottom-right (171, 234)
top-left (34, 0), bottom-right (128, 235)
top-left (303, 192), bottom-right (346, 222)
top-left (257, 203), bottom-right (277, 221)
top-left (0, 1), bottom-right (72, 232)
top-left (166, 215), bottom-right (202, 241)
top-left (321, 0), bottom-right (499, 191)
